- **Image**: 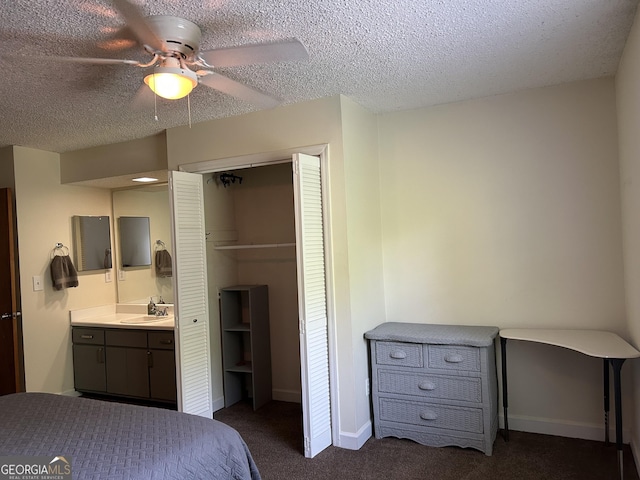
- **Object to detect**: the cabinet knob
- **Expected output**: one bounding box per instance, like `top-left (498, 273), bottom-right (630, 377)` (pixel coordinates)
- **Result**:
top-left (418, 381), bottom-right (436, 391)
top-left (444, 354), bottom-right (464, 363)
top-left (419, 411), bottom-right (438, 421)
top-left (389, 351), bottom-right (407, 359)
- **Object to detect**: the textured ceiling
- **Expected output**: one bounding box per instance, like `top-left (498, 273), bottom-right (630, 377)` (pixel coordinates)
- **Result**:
top-left (0, 0), bottom-right (638, 154)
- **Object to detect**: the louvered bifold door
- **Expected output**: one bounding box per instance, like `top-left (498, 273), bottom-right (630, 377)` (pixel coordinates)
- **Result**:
top-left (169, 170), bottom-right (213, 418)
top-left (293, 153), bottom-right (332, 457)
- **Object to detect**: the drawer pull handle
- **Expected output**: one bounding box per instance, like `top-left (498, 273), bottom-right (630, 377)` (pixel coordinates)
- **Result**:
top-left (420, 411), bottom-right (438, 421)
top-left (418, 381), bottom-right (436, 391)
top-left (81, 335), bottom-right (94, 339)
top-left (389, 351), bottom-right (407, 359)
top-left (444, 354), bottom-right (464, 363)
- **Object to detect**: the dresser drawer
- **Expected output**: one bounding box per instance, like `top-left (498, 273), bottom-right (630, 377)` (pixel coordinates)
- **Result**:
top-left (375, 342), bottom-right (423, 368)
top-left (379, 397), bottom-right (484, 433)
top-left (428, 345), bottom-right (480, 372)
top-left (378, 370), bottom-right (482, 403)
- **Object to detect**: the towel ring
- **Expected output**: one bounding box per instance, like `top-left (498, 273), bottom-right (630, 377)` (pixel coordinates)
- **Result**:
top-left (51, 243), bottom-right (70, 258)
top-left (155, 240), bottom-right (166, 251)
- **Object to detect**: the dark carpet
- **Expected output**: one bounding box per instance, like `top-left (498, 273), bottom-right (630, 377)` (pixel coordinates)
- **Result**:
top-left (214, 400), bottom-right (639, 480)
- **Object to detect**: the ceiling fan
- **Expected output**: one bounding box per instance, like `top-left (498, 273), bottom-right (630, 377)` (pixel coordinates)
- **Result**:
top-left (36, 0), bottom-right (309, 108)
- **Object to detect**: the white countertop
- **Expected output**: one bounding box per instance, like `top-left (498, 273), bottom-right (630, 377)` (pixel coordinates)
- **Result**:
top-left (500, 328), bottom-right (640, 359)
top-left (70, 304), bottom-right (175, 330)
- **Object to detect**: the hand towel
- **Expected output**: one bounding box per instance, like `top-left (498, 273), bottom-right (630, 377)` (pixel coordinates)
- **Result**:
top-left (155, 249), bottom-right (173, 278)
top-left (50, 255), bottom-right (79, 290)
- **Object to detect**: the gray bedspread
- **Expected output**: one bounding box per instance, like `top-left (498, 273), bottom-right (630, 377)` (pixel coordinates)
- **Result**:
top-left (0, 393), bottom-right (261, 480)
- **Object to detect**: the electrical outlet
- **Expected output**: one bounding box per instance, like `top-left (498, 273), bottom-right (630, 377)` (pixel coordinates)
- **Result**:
top-left (118, 270), bottom-right (126, 281)
top-left (105, 271), bottom-right (112, 283)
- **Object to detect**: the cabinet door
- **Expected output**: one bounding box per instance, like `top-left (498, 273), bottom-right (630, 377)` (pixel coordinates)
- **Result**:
top-left (72, 345), bottom-right (106, 393)
top-left (149, 349), bottom-right (177, 402)
top-left (105, 346), bottom-right (150, 398)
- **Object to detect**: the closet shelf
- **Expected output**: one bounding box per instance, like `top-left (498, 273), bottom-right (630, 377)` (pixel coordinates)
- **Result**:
top-left (214, 242), bottom-right (295, 250)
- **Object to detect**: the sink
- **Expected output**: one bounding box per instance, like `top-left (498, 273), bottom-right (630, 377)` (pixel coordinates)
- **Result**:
top-left (120, 315), bottom-right (172, 324)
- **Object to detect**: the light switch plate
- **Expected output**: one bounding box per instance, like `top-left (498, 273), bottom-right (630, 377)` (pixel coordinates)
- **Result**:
top-left (32, 275), bottom-right (43, 291)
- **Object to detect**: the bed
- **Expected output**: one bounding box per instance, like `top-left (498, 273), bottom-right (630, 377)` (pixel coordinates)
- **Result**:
top-left (0, 392), bottom-right (261, 480)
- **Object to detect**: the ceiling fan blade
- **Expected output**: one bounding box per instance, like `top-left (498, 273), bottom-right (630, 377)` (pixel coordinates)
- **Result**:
top-left (199, 72), bottom-right (281, 109)
top-left (51, 56), bottom-right (141, 65)
top-left (112, 0), bottom-right (166, 52)
top-left (1, 54), bottom-right (140, 66)
top-left (199, 38), bottom-right (308, 68)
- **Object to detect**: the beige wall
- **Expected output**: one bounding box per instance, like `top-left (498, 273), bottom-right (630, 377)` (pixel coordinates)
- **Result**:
top-left (60, 133), bottom-right (167, 184)
top-left (12, 146), bottom-right (117, 394)
top-left (378, 78), bottom-right (626, 437)
top-left (616, 6), bottom-right (640, 458)
top-left (339, 98), bottom-right (385, 432)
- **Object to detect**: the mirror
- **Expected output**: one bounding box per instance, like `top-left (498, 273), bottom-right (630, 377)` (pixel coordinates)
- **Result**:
top-left (119, 216), bottom-right (151, 267)
top-left (72, 215), bottom-right (113, 271)
top-left (112, 185), bottom-right (173, 304)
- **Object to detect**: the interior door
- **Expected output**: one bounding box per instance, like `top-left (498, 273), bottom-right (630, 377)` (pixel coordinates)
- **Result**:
top-left (293, 153), bottom-right (332, 457)
top-left (169, 171), bottom-right (213, 418)
top-left (0, 188), bottom-right (24, 395)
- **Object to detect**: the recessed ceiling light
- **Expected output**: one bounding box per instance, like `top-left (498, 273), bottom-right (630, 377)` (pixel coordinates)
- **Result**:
top-left (132, 177), bottom-right (158, 183)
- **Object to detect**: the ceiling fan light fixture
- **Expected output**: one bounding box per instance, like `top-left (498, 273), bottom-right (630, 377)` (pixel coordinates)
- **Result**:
top-left (144, 65), bottom-right (198, 100)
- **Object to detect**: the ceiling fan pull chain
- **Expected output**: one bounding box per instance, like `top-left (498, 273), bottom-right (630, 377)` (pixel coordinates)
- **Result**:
top-left (154, 86), bottom-right (158, 122)
top-left (188, 94), bottom-right (192, 129)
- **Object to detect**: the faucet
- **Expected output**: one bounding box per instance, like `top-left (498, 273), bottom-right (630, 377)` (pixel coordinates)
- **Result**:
top-left (155, 307), bottom-right (169, 317)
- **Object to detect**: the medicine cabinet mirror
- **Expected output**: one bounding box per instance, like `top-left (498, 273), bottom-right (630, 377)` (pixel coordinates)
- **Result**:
top-left (72, 215), bottom-right (113, 271)
top-left (112, 184), bottom-right (173, 304)
top-left (118, 216), bottom-right (152, 267)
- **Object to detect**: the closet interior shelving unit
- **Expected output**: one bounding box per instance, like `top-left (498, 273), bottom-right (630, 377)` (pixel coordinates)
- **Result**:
top-left (220, 284), bottom-right (272, 410)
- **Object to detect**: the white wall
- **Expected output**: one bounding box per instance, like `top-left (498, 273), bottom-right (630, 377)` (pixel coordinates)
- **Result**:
top-left (378, 77), bottom-right (626, 438)
top-left (12, 146), bottom-right (117, 394)
top-left (616, 5), bottom-right (640, 459)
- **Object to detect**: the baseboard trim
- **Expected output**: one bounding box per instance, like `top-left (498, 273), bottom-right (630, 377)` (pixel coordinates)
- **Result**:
top-left (338, 420), bottom-right (372, 450)
top-left (499, 414), bottom-right (630, 443)
top-left (273, 389), bottom-right (301, 403)
top-left (60, 389), bottom-right (81, 397)
top-left (212, 396), bottom-right (225, 412)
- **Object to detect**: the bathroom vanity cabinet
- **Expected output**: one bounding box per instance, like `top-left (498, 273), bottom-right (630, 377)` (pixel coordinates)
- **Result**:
top-left (72, 326), bottom-right (176, 403)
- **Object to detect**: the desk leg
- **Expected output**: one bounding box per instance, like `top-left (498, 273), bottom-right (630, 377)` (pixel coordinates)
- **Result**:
top-left (612, 358), bottom-right (625, 480)
top-left (501, 337), bottom-right (509, 442)
top-left (604, 359), bottom-right (610, 445)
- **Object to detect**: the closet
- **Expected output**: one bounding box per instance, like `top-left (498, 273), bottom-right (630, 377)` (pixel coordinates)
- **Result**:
top-left (172, 152), bottom-right (332, 458)
top-left (204, 163), bottom-right (302, 408)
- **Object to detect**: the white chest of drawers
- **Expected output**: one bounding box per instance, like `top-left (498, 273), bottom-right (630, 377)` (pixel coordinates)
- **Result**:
top-left (364, 322), bottom-right (499, 455)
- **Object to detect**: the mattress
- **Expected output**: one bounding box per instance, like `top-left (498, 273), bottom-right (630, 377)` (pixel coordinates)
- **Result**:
top-left (0, 393), bottom-right (261, 480)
